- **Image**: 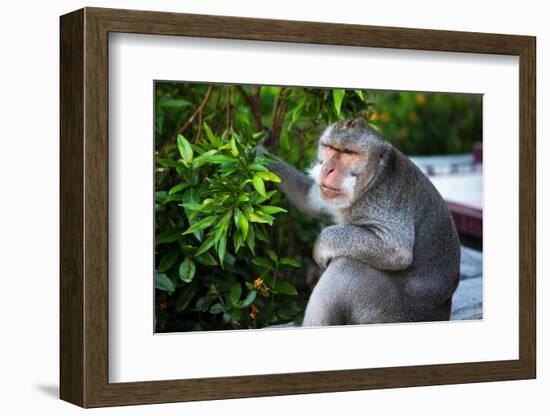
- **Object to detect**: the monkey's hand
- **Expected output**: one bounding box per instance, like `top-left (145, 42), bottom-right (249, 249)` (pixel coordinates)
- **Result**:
top-left (255, 144), bottom-right (268, 155)
top-left (313, 228), bottom-right (336, 270)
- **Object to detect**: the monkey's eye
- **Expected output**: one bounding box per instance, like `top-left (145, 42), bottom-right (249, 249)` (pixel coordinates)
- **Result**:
top-left (342, 149), bottom-right (356, 155)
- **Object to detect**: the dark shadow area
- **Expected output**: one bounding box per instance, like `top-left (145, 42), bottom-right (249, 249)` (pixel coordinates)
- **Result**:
top-left (35, 384), bottom-right (59, 399)
top-left (459, 234), bottom-right (482, 252)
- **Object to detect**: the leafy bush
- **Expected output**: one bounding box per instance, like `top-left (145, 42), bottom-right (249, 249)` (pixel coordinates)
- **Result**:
top-left (157, 131), bottom-right (302, 328)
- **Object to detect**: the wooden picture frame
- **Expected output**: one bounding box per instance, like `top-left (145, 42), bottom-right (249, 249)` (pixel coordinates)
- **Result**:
top-left (60, 7), bottom-right (536, 408)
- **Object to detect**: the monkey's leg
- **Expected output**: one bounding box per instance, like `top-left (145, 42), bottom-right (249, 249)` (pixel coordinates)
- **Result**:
top-left (343, 260), bottom-right (410, 324)
top-left (400, 273), bottom-right (459, 321)
top-left (302, 258), bottom-right (406, 326)
top-left (302, 260), bottom-right (349, 327)
top-left (426, 297), bottom-right (452, 321)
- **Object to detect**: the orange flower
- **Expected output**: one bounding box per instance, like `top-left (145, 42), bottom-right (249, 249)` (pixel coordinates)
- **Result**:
top-left (252, 277), bottom-right (270, 297)
top-left (416, 93), bottom-right (426, 105)
top-left (380, 111), bottom-right (391, 123)
top-left (249, 304), bottom-right (259, 320)
top-left (369, 111), bottom-right (378, 122)
top-left (253, 278), bottom-right (264, 290)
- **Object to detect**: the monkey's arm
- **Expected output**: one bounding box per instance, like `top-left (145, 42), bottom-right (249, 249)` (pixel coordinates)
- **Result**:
top-left (313, 222), bottom-right (414, 271)
top-left (267, 156), bottom-right (328, 218)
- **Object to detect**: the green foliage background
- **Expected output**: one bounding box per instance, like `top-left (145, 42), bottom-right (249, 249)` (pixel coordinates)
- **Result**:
top-left (154, 83), bottom-right (481, 332)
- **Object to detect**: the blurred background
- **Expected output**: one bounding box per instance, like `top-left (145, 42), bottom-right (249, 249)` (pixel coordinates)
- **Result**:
top-left (154, 83), bottom-right (483, 332)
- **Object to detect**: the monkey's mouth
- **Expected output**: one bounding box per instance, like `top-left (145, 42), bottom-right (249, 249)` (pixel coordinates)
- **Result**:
top-left (320, 184), bottom-right (343, 198)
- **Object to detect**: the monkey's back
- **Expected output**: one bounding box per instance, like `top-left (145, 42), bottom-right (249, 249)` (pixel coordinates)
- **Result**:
top-left (396, 151), bottom-right (461, 306)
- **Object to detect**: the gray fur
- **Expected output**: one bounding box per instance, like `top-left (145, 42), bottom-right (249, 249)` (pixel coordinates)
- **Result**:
top-left (267, 118), bottom-right (460, 326)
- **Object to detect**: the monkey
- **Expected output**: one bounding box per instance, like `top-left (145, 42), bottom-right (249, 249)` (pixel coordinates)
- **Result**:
top-left (262, 117), bottom-right (460, 326)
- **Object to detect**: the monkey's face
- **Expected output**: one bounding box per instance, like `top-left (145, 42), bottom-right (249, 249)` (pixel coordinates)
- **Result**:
top-left (310, 142), bottom-right (366, 208)
top-left (310, 119), bottom-right (392, 209)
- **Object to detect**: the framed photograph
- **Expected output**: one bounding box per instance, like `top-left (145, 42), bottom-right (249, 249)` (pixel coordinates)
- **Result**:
top-left (60, 7), bottom-right (536, 408)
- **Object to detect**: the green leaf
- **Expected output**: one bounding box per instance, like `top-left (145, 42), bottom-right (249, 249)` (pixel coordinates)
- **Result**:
top-left (246, 225), bottom-right (255, 254)
top-left (217, 234), bottom-right (227, 264)
top-left (160, 98), bottom-right (191, 108)
top-left (195, 296), bottom-right (212, 312)
top-left (248, 163), bottom-right (268, 172)
top-left (355, 90), bottom-right (365, 101)
top-left (234, 208), bottom-right (249, 240)
top-left (177, 134), bottom-right (193, 163)
top-left (255, 227), bottom-right (270, 243)
top-left (181, 188), bottom-right (199, 210)
top-left (240, 291), bottom-right (257, 308)
top-left (233, 207), bottom-right (242, 228)
top-left (267, 249), bottom-right (278, 263)
top-left (182, 215), bottom-right (217, 235)
top-left (181, 190), bottom-right (202, 240)
top-left (178, 258), bottom-right (196, 283)
top-left (255, 171), bottom-right (281, 183)
top-left (233, 230), bottom-right (244, 253)
top-left (168, 182), bottom-right (188, 195)
top-left (179, 203), bottom-right (203, 211)
top-left (274, 281), bottom-right (298, 295)
top-left (157, 158), bottom-right (179, 169)
top-left (157, 251), bottom-right (179, 273)
top-left (280, 257), bottom-right (301, 267)
top-left (252, 257), bottom-right (273, 270)
top-left (248, 211), bottom-right (270, 224)
top-left (224, 253), bottom-right (235, 267)
top-left (214, 211), bottom-right (232, 244)
top-left (203, 122), bottom-right (218, 147)
top-left (195, 252), bottom-right (217, 266)
top-left (195, 234), bottom-right (216, 256)
top-left (230, 308), bottom-right (241, 322)
top-left (156, 113), bottom-right (164, 134)
top-left (160, 193), bottom-right (183, 205)
top-left (155, 272), bottom-right (175, 294)
top-left (252, 175), bottom-right (266, 197)
top-left (255, 190), bottom-right (277, 204)
top-left (368, 122), bottom-right (381, 133)
top-left (155, 191), bottom-right (168, 203)
top-left (333, 89), bottom-right (345, 115)
top-left (209, 303), bottom-right (225, 314)
top-left (156, 228), bottom-right (182, 244)
top-left (230, 135), bottom-right (239, 156)
top-left (228, 283), bottom-right (242, 307)
top-left (291, 99), bottom-right (305, 123)
top-left (198, 154), bottom-right (235, 164)
top-left (259, 205), bottom-right (287, 215)
top-left (175, 285), bottom-right (196, 312)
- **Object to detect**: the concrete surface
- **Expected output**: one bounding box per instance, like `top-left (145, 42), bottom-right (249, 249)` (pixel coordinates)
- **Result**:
top-left (429, 173), bottom-right (483, 209)
top-left (451, 246), bottom-right (483, 320)
top-left (409, 154), bottom-right (481, 176)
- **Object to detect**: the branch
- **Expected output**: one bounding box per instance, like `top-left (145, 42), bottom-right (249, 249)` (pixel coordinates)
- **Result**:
top-left (163, 85), bottom-right (213, 150)
top-left (194, 109), bottom-right (204, 144)
top-left (270, 101), bottom-right (287, 147)
top-left (225, 86), bottom-right (231, 138)
top-left (236, 85), bottom-right (262, 132)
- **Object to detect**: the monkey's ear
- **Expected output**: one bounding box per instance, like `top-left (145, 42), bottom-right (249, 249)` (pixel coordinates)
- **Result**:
top-left (378, 145), bottom-right (394, 170)
top-left (344, 117), bottom-right (367, 129)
